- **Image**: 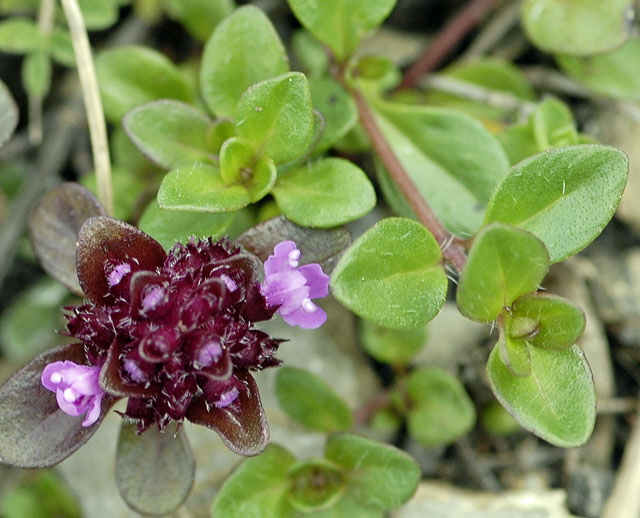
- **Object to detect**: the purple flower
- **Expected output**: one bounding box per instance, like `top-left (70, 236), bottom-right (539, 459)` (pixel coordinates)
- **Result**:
top-left (60, 225), bottom-right (281, 435)
top-left (261, 240), bottom-right (330, 329)
top-left (41, 361), bottom-right (105, 427)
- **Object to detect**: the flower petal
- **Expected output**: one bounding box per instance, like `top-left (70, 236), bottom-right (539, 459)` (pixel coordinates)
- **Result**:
top-left (298, 263), bottom-right (330, 299)
top-left (281, 303), bottom-right (328, 329)
top-left (0, 343), bottom-right (117, 468)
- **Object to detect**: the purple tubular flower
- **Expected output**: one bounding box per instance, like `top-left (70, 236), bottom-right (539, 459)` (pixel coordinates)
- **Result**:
top-left (261, 241), bottom-right (330, 329)
top-left (41, 361), bottom-right (105, 427)
top-left (63, 221), bottom-right (281, 436)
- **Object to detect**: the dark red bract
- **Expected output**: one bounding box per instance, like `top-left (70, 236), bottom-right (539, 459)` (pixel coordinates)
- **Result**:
top-left (67, 220), bottom-right (280, 434)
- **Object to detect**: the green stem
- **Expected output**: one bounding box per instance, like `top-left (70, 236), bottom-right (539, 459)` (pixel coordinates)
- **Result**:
top-left (59, 0), bottom-right (113, 216)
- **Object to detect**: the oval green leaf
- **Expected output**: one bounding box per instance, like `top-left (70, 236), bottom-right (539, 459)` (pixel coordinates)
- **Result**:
top-left (200, 5), bottom-right (289, 117)
top-left (275, 366), bottom-right (354, 433)
top-left (273, 158), bottom-right (376, 227)
top-left (456, 223), bottom-right (549, 323)
top-left (522, 0), bottom-right (634, 55)
top-left (487, 343), bottom-right (596, 447)
top-left (358, 320), bottom-right (427, 365)
top-left (325, 433), bottom-right (420, 511)
top-left (484, 144), bottom-right (629, 263)
top-left (511, 293), bottom-right (585, 350)
top-left (123, 100), bottom-right (214, 169)
top-left (0, 18), bottom-right (43, 53)
top-left (406, 367), bottom-right (476, 448)
top-left (331, 218), bottom-right (447, 330)
top-left (287, 0), bottom-right (397, 62)
top-left (557, 36), bottom-right (640, 102)
top-left (158, 162), bottom-right (251, 212)
top-left (309, 76), bottom-right (358, 152)
top-left (211, 443), bottom-right (296, 518)
top-left (115, 422), bottom-right (194, 516)
top-left (138, 199), bottom-right (234, 249)
top-left (287, 459), bottom-right (346, 512)
top-left (163, 0), bottom-right (233, 42)
top-left (95, 45), bottom-right (192, 123)
top-left (373, 100), bottom-right (509, 237)
top-left (235, 72), bottom-right (314, 165)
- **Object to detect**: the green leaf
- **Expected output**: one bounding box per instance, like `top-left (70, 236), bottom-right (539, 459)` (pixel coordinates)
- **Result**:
top-left (82, 166), bottom-right (148, 222)
top-left (457, 224), bottom-right (549, 322)
top-left (481, 401), bottom-right (521, 436)
top-left (138, 198), bottom-right (234, 249)
top-left (531, 98), bottom-right (579, 149)
top-left (425, 58), bottom-right (535, 121)
top-left (0, 470), bottom-right (81, 518)
top-left (358, 320), bottom-right (426, 365)
top-left (200, 5), bottom-right (289, 118)
top-left (522, 0), bottom-right (634, 55)
top-left (207, 118), bottom-right (236, 154)
top-left (291, 29), bottom-right (329, 78)
top-left (273, 158), bottom-right (375, 227)
top-left (510, 293), bottom-right (585, 350)
top-left (158, 162), bottom-right (251, 212)
top-left (498, 98), bottom-right (582, 165)
top-left (123, 100), bottom-right (213, 169)
top-left (234, 72), bottom-right (314, 164)
top-left (219, 137), bottom-right (277, 201)
top-left (325, 433), bottom-right (420, 511)
top-left (0, 79), bottom-right (18, 149)
top-left (484, 145), bottom-right (629, 262)
top-left (78, 0), bottom-right (119, 30)
top-left (0, 18), bottom-right (43, 53)
top-left (275, 366), bottom-right (354, 432)
top-left (287, 0), bottom-right (397, 62)
top-left (557, 36), bottom-right (640, 102)
top-left (211, 444), bottom-right (296, 518)
top-left (310, 77), bottom-right (358, 152)
top-left (115, 421), bottom-right (194, 516)
top-left (331, 218), bottom-right (447, 330)
top-left (497, 331), bottom-right (532, 377)
top-left (0, 279), bottom-right (68, 362)
top-left (406, 367), bottom-right (476, 448)
top-left (487, 343), bottom-right (596, 447)
top-left (95, 45), bottom-right (193, 123)
top-left (49, 29), bottom-right (75, 66)
top-left (22, 51), bottom-right (51, 98)
top-left (287, 459), bottom-right (346, 512)
top-left (372, 99), bottom-right (509, 237)
top-left (163, 0), bottom-right (233, 42)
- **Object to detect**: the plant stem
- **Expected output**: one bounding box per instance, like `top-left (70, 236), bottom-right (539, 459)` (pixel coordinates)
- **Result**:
top-left (350, 88), bottom-right (467, 272)
top-left (59, 0), bottom-right (113, 216)
top-left (354, 389), bottom-right (393, 427)
top-left (398, 0), bottom-right (502, 90)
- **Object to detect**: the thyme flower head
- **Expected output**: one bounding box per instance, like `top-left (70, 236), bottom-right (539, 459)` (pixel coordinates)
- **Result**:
top-left (64, 235), bottom-right (282, 433)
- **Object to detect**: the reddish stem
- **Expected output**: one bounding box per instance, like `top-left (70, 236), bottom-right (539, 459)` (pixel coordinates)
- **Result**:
top-left (398, 0), bottom-right (501, 90)
top-left (354, 389), bottom-right (393, 427)
top-left (351, 88), bottom-right (467, 272)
